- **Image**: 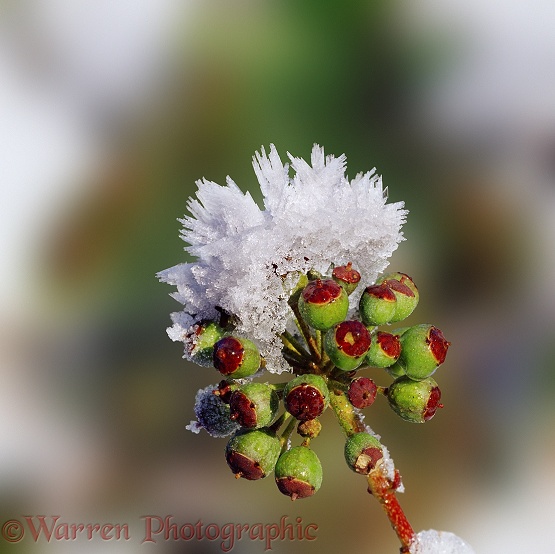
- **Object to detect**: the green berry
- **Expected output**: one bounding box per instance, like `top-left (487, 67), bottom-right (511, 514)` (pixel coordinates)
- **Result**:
top-left (185, 320), bottom-right (225, 367)
top-left (344, 432), bottom-right (384, 474)
top-left (332, 262), bottom-right (361, 295)
top-left (387, 376), bottom-right (443, 423)
top-left (366, 331), bottom-right (401, 367)
top-left (377, 272), bottom-right (419, 322)
top-left (398, 324), bottom-right (450, 380)
top-left (324, 320), bottom-right (371, 371)
top-left (225, 429), bottom-right (281, 480)
top-left (275, 446), bottom-right (323, 500)
top-left (283, 374), bottom-right (329, 421)
top-left (192, 384), bottom-right (240, 437)
top-left (298, 279), bottom-right (349, 330)
top-left (359, 283), bottom-right (397, 325)
top-left (213, 336), bottom-right (261, 379)
top-left (229, 383), bottom-right (279, 429)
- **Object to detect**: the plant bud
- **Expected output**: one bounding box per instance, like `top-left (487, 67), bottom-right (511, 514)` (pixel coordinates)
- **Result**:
top-left (359, 283), bottom-right (397, 325)
top-left (213, 336), bottom-right (261, 379)
top-left (284, 374), bottom-right (329, 421)
top-left (377, 272), bottom-right (419, 322)
top-left (185, 320), bottom-right (225, 367)
top-left (347, 377), bottom-right (377, 409)
top-left (225, 429), bottom-right (281, 480)
top-left (366, 331), bottom-right (401, 367)
top-left (297, 418), bottom-right (322, 438)
top-left (298, 279), bottom-right (349, 330)
top-left (332, 262), bottom-right (361, 295)
top-left (229, 383), bottom-right (279, 429)
top-left (398, 324), bottom-right (450, 380)
top-left (344, 432), bottom-right (384, 474)
top-left (324, 320), bottom-right (371, 371)
top-left (275, 446), bottom-right (323, 500)
top-left (387, 376), bottom-right (443, 423)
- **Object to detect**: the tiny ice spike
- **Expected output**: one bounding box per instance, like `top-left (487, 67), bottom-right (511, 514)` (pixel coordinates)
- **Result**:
top-left (160, 145), bottom-right (473, 553)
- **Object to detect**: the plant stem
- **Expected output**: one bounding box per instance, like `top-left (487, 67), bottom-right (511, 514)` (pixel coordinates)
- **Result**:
top-left (367, 464), bottom-right (415, 552)
top-left (328, 384), bottom-right (366, 437)
top-left (279, 416), bottom-right (298, 449)
top-left (280, 331), bottom-right (311, 360)
top-left (288, 300), bottom-right (321, 363)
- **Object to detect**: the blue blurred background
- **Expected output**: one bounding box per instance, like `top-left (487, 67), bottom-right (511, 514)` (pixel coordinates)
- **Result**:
top-left (2, 1), bottom-right (555, 552)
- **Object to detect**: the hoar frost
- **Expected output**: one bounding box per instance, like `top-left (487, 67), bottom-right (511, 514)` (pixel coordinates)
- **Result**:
top-left (410, 530), bottom-right (475, 554)
top-left (158, 145), bottom-right (407, 373)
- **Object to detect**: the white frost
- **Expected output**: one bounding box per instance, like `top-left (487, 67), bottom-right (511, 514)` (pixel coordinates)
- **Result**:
top-left (159, 144), bottom-right (407, 373)
top-left (410, 530), bottom-right (475, 554)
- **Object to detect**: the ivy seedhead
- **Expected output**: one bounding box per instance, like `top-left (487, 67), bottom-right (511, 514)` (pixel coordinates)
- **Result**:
top-left (275, 446), bottom-right (323, 500)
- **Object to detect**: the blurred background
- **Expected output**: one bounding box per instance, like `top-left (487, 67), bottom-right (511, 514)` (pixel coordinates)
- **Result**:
top-left (2, 1), bottom-right (555, 552)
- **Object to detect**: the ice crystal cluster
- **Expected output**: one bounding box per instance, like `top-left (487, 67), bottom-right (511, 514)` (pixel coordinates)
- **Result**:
top-left (158, 144), bottom-right (406, 373)
top-left (410, 530), bottom-right (475, 554)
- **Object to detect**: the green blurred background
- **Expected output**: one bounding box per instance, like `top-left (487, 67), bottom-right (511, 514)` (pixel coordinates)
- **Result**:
top-left (2, 1), bottom-right (555, 552)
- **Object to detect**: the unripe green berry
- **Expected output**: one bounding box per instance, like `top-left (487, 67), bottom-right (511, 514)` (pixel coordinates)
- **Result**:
top-left (298, 279), bottom-right (349, 330)
top-left (344, 432), bottom-right (384, 474)
top-left (275, 446), bottom-right (323, 500)
top-left (387, 376), bottom-right (443, 423)
top-left (185, 320), bottom-right (225, 367)
top-left (398, 324), bottom-right (450, 380)
top-left (332, 262), bottom-right (361, 295)
top-left (229, 383), bottom-right (279, 429)
top-left (283, 374), bottom-right (329, 421)
top-left (377, 272), bottom-right (419, 322)
top-left (359, 283), bottom-right (397, 325)
top-left (366, 331), bottom-right (401, 367)
top-left (324, 320), bottom-right (371, 371)
top-left (225, 429), bottom-right (281, 480)
top-left (191, 384), bottom-right (240, 437)
top-left (213, 336), bottom-right (261, 379)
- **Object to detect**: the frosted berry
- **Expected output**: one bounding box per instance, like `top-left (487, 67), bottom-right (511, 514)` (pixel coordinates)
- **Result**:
top-left (185, 320), bottom-right (225, 367)
top-left (398, 324), bottom-right (450, 380)
top-left (213, 336), bottom-right (261, 379)
top-left (366, 331), bottom-right (401, 367)
top-left (298, 279), bottom-right (349, 330)
top-left (359, 283), bottom-right (397, 325)
top-left (284, 374), bottom-right (329, 421)
top-left (344, 432), bottom-right (384, 474)
top-left (387, 376), bottom-right (443, 423)
top-left (377, 272), bottom-right (419, 322)
top-left (229, 382), bottom-right (279, 429)
top-left (275, 446), bottom-right (323, 500)
top-left (332, 262), bottom-right (361, 295)
top-left (324, 320), bottom-right (371, 371)
top-left (192, 384), bottom-right (240, 437)
top-left (225, 429), bottom-right (281, 480)
top-left (347, 377), bottom-right (377, 409)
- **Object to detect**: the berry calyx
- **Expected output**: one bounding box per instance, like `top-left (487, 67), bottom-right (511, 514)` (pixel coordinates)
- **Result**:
top-left (213, 336), bottom-right (261, 379)
top-left (387, 376), bottom-right (443, 423)
top-left (332, 262), bottom-right (361, 295)
top-left (297, 418), bottom-right (322, 438)
top-left (298, 279), bottom-right (349, 330)
top-left (344, 432), bottom-right (384, 474)
top-left (229, 382), bottom-right (279, 429)
top-left (225, 429), bottom-right (281, 480)
top-left (366, 331), bottom-right (401, 368)
top-left (398, 324), bottom-right (450, 380)
top-left (359, 283), bottom-right (397, 326)
top-left (377, 272), bottom-right (419, 322)
top-left (347, 377), bottom-right (377, 409)
top-left (275, 446), bottom-right (323, 500)
top-left (324, 320), bottom-right (371, 371)
top-left (284, 374), bottom-right (329, 421)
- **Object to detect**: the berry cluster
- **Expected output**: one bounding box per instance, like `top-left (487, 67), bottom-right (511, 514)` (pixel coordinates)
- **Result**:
top-left (187, 265), bottom-right (450, 503)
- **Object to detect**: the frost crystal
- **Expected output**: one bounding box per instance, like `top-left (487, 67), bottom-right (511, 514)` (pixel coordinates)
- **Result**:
top-left (410, 530), bottom-right (475, 554)
top-left (159, 145), bottom-right (407, 373)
